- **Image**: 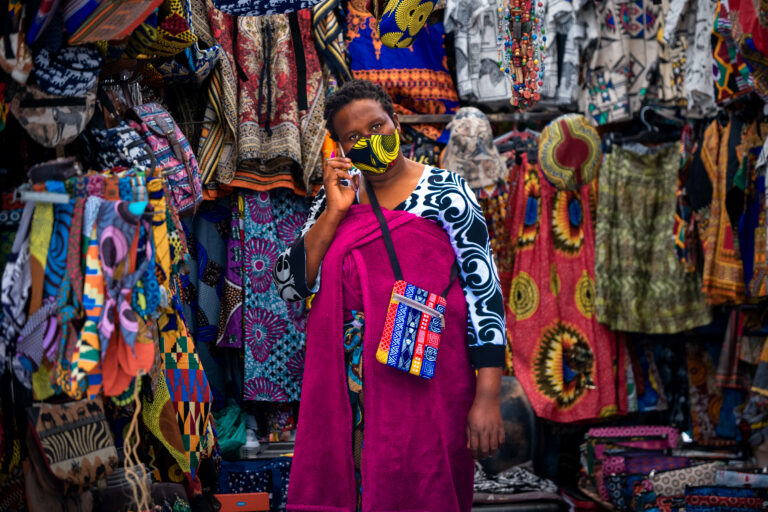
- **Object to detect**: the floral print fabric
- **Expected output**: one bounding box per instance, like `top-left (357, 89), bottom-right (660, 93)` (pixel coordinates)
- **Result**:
top-left (243, 190), bottom-right (310, 402)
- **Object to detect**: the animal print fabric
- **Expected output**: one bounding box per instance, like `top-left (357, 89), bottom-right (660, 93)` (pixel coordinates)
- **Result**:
top-left (27, 397), bottom-right (118, 491)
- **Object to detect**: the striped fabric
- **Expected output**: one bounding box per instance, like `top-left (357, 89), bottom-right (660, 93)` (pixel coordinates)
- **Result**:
top-left (312, 0), bottom-right (352, 83)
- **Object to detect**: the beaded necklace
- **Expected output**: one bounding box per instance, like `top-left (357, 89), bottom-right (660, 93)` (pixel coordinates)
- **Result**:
top-left (497, 0), bottom-right (545, 108)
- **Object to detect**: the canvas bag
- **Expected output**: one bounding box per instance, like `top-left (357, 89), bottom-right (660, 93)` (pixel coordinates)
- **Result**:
top-left (26, 398), bottom-right (118, 492)
top-left (33, 46), bottom-right (102, 97)
top-left (128, 102), bottom-right (202, 215)
top-left (9, 85), bottom-right (96, 147)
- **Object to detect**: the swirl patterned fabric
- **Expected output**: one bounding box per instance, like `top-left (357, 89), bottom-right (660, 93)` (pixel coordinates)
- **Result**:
top-left (273, 166), bottom-right (506, 367)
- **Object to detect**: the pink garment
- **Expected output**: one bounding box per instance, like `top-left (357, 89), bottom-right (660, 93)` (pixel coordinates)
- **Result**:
top-left (288, 205), bottom-right (475, 512)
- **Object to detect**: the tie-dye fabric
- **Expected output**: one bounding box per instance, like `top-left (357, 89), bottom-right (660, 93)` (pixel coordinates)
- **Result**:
top-left (28, 202), bottom-right (54, 316)
top-left (242, 190), bottom-right (309, 402)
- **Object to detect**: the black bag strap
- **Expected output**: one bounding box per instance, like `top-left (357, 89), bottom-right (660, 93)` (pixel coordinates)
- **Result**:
top-left (364, 177), bottom-right (459, 298)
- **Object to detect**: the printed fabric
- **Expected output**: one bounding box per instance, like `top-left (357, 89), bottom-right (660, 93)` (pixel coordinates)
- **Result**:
top-left (595, 143), bottom-right (712, 333)
top-left (346, 0), bottom-right (458, 142)
top-left (274, 166), bottom-right (507, 368)
top-left (217, 195), bottom-right (245, 348)
top-left (441, 107), bottom-right (508, 189)
top-left (243, 190), bottom-right (310, 402)
top-left (711, 0), bottom-right (754, 104)
top-left (444, 0), bottom-right (512, 106)
top-left (507, 150), bottom-right (623, 422)
top-left (209, 10), bottom-right (326, 193)
top-left (700, 120), bottom-right (746, 304)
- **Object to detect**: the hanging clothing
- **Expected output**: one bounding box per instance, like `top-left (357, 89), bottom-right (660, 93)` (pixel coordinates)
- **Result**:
top-left (208, 9), bottom-right (326, 193)
top-left (507, 155), bottom-right (623, 422)
top-left (288, 206), bottom-right (475, 512)
top-left (346, 0), bottom-right (459, 142)
top-left (711, 0), bottom-right (754, 104)
top-left (700, 119), bottom-right (746, 305)
top-left (274, 166), bottom-right (507, 368)
top-left (444, 0), bottom-right (512, 106)
top-left (664, 0), bottom-right (717, 117)
top-left (217, 195), bottom-right (245, 348)
top-left (242, 190), bottom-right (310, 403)
top-left (539, 0), bottom-right (581, 105)
top-left (595, 143), bottom-right (712, 333)
top-left (508, 114), bottom-right (624, 422)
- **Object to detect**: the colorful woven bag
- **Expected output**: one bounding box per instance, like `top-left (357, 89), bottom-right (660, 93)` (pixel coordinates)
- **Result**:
top-left (129, 102), bottom-right (202, 216)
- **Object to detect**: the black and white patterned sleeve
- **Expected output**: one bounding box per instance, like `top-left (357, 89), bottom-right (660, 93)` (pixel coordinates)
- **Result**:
top-left (273, 188), bottom-right (328, 302)
top-left (403, 168), bottom-right (507, 368)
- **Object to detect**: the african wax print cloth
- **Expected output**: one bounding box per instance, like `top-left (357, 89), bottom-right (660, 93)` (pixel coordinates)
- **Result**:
top-left (197, 0), bottom-right (238, 198)
top-left (580, 0), bottom-right (666, 124)
top-left (700, 120), bottom-right (746, 305)
top-left (180, 199), bottom-right (231, 409)
top-left (207, 9), bottom-right (326, 194)
top-left (711, 0), bottom-right (754, 104)
top-left (507, 155), bottom-right (623, 422)
top-left (686, 341), bottom-right (745, 444)
top-left (242, 189), bottom-right (310, 403)
top-left (444, 0), bottom-right (512, 106)
top-left (217, 195), bottom-right (245, 349)
top-left (181, 200), bottom-right (230, 346)
top-left (143, 176), bottom-right (215, 496)
top-left (595, 143), bottom-right (712, 333)
top-left (736, 121), bottom-right (768, 298)
top-left (346, 0), bottom-right (458, 142)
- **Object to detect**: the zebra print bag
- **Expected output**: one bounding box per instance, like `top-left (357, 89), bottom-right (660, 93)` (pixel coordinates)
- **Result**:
top-left (27, 397), bottom-right (118, 492)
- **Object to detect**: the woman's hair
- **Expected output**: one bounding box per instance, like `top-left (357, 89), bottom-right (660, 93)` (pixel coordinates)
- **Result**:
top-left (324, 79), bottom-right (396, 140)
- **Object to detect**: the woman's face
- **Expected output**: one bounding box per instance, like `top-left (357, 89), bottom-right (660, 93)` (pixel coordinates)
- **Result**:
top-left (333, 99), bottom-right (398, 155)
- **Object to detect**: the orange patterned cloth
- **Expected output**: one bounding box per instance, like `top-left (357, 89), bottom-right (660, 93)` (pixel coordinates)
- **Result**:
top-left (700, 120), bottom-right (745, 305)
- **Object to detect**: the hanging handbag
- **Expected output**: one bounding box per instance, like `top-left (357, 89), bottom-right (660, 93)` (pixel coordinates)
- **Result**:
top-left (364, 178), bottom-right (459, 379)
top-left (26, 397), bottom-right (118, 493)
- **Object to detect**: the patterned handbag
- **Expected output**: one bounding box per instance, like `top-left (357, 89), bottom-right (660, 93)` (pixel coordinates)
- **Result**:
top-left (26, 397), bottom-right (118, 493)
top-left (129, 102), bottom-right (203, 216)
top-left (649, 462), bottom-right (720, 497)
top-left (365, 178), bottom-right (459, 379)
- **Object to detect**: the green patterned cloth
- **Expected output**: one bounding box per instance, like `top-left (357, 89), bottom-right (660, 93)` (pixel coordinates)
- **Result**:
top-left (595, 143), bottom-right (712, 333)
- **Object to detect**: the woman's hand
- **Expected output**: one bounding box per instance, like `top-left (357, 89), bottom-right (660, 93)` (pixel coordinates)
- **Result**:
top-left (467, 367), bottom-right (505, 460)
top-left (323, 156), bottom-right (358, 217)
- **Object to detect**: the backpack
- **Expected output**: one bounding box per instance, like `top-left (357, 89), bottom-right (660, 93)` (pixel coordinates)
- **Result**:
top-left (129, 102), bottom-right (203, 216)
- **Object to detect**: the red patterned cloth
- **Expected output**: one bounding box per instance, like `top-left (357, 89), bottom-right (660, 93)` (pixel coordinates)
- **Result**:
top-left (207, 8), bottom-right (326, 193)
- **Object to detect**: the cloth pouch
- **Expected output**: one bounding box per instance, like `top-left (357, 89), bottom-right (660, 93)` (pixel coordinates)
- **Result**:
top-left (81, 121), bottom-right (155, 171)
top-left (649, 462), bottom-right (720, 497)
top-left (364, 178), bottom-right (459, 379)
top-left (10, 85), bottom-right (96, 148)
top-left (33, 46), bottom-right (102, 97)
top-left (26, 397), bottom-right (118, 492)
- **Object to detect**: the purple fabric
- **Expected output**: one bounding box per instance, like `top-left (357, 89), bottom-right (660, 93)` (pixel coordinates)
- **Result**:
top-left (288, 205), bottom-right (476, 512)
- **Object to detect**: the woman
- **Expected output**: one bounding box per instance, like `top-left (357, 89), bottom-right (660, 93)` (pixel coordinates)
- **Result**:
top-left (274, 80), bottom-right (506, 511)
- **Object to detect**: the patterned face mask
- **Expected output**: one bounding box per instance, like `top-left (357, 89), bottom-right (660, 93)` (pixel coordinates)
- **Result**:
top-left (345, 131), bottom-right (400, 174)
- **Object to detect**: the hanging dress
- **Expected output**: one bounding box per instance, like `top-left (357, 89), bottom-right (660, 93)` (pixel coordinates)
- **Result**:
top-left (508, 114), bottom-right (624, 422)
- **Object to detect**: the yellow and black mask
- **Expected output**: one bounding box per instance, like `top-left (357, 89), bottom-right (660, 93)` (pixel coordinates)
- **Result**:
top-left (346, 131), bottom-right (400, 174)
